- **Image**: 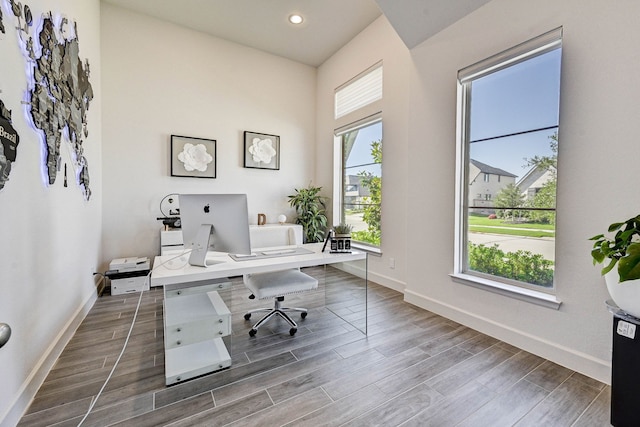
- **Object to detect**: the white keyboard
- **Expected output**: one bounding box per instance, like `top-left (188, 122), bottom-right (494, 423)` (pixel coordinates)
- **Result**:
top-left (261, 249), bottom-right (296, 256)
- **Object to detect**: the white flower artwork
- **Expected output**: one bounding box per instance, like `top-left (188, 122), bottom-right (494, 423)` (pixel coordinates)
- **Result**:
top-left (244, 131), bottom-right (280, 170)
top-left (249, 137), bottom-right (276, 164)
top-left (178, 143), bottom-right (213, 171)
top-left (171, 135), bottom-right (216, 178)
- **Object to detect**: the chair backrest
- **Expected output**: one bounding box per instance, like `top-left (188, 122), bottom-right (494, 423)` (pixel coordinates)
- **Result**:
top-left (244, 225), bottom-right (303, 281)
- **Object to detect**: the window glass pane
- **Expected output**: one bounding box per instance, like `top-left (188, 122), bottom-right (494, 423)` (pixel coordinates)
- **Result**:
top-left (460, 38), bottom-right (561, 291)
top-left (469, 49), bottom-right (561, 142)
top-left (342, 121), bottom-right (382, 247)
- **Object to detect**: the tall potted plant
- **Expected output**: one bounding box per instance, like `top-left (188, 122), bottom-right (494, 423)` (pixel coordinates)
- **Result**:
top-left (590, 214), bottom-right (640, 317)
top-left (288, 184), bottom-right (328, 243)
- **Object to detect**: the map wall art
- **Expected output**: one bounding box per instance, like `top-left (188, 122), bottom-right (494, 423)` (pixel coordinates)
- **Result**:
top-left (2, 1), bottom-right (94, 200)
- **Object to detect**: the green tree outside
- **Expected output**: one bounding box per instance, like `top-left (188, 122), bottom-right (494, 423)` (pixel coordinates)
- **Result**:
top-left (353, 139), bottom-right (382, 246)
top-left (494, 183), bottom-right (525, 222)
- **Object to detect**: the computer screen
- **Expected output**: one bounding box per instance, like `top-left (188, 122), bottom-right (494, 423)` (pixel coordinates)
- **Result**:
top-left (179, 194), bottom-right (252, 266)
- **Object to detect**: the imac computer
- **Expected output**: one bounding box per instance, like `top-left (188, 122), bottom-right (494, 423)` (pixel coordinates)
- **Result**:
top-left (179, 194), bottom-right (252, 267)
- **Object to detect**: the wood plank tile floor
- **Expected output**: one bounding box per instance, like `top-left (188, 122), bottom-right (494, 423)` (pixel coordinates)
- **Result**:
top-left (19, 266), bottom-right (612, 426)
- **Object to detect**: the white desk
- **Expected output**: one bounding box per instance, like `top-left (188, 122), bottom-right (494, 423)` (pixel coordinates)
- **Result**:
top-left (152, 243), bottom-right (367, 385)
top-left (152, 243), bottom-right (366, 286)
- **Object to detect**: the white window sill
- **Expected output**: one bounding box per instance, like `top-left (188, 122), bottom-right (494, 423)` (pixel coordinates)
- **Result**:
top-left (449, 273), bottom-right (562, 310)
top-left (352, 242), bottom-right (382, 256)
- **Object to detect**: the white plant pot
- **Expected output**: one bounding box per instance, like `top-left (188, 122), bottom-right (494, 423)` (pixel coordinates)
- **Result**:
top-left (605, 269), bottom-right (640, 319)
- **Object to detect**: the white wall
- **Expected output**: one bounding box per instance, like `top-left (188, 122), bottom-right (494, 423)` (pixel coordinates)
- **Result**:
top-left (405, 0), bottom-right (640, 383)
top-left (100, 4), bottom-right (317, 267)
top-left (0, 1), bottom-right (102, 424)
top-left (316, 16), bottom-right (411, 291)
top-left (3, 3), bottom-right (633, 423)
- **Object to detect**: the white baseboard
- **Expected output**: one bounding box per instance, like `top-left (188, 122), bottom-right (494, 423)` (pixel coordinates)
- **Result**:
top-left (331, 262), bottom-right (405, 293)
top-left (368, 271), bottom-right (405, 293)
top-left (2, 291), bottom-right (97, 427)
top-left (404, 289), bottom-right (611, 385)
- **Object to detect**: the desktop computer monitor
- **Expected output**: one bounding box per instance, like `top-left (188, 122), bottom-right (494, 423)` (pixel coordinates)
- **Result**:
top-left (179, 193), bottom-right (252, 267)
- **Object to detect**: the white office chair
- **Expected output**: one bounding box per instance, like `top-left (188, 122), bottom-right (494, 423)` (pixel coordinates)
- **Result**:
top-left (243, 269), bottom-right (318, 336)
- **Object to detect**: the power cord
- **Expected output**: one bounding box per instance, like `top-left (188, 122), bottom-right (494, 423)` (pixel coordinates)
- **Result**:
top-left (76, 250), bottom-right (192, 426)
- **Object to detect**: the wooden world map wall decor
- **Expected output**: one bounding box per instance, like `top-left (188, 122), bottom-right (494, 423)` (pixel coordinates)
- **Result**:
top-left (0, 100), bottom-right (20, 190)
top-left (1, 1), bottom-right (94, 200)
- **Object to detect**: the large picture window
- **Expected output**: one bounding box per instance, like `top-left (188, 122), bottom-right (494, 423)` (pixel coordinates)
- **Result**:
top-left (455, 28), bottom-right (562, 294)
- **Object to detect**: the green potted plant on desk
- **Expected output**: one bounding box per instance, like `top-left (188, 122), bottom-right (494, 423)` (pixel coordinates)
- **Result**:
top-left (590, 214), bottom-right (640, 318)
top-left (331, 223), bottom-right (353, 253)
top-left (288, 184), bottom-right (328, 243)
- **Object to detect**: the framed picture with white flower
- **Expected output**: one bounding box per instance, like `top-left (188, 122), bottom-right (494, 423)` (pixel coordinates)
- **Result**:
top-left (243, 131), bottom-right (280, 170)
top-left (170, 135), bottom-right (216, 178)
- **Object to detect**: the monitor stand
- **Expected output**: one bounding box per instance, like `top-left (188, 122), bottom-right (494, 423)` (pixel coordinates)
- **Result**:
top-left (188, 224), bottom-right (225, 267)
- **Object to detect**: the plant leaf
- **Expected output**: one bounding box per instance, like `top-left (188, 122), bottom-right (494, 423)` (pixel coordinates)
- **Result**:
top-left (608, 222), bottom-right (625, 232)
top-left (602, 258), bottom-right (618, 275)
top-left (618, 243), bottom-right (640, 282)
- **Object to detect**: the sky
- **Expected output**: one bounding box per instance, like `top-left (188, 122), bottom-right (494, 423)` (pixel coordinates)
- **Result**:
top-left (345, 121), bottom-right (382, 177)
top-left (469, 48), bottom-right (562, 179)
top-left (342, 48), bottom-right (561, 181)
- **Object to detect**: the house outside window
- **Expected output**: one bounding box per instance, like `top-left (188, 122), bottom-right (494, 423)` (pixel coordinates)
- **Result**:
top-left (334, 63), bottom-right (383, 250)
top-left (454, 28), bottom-right (562, 294)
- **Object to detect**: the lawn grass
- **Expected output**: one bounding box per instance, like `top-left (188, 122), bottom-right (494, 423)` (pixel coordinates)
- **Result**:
top-left (468, 214), bottom-right (555, 230)
top-left (468, 225), bottom-right (555, 238)
top-left (468, 213), bottom-right (555, 238)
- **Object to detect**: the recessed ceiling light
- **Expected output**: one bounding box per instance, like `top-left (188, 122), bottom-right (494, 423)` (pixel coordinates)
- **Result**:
top-left (288, 14), bottom-right (304, 25)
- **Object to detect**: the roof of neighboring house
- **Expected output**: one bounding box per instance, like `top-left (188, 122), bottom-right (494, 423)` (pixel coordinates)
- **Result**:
top-left (470, 159), bottom-right (517, 178)
top-left (517, 163), bottom-right (555, 185)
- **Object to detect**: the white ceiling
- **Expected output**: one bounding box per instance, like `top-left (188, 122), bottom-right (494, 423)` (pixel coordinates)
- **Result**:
top-left (101, 0), bottom-right (382, 67)
top-left (375, 0), bottom-right (493, 49)
top-left (101, 0), bottom-right (492, 67)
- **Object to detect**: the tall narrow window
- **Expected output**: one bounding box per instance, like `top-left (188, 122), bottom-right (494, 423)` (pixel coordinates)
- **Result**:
top-left (455, 28), bottom-right (562, 293)
top-left (339, 120), bottom-right (382, 248)
top-left (334, 63), bottom-right (383, 250)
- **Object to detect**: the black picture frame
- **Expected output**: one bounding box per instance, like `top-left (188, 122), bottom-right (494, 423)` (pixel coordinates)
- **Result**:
top-left (243, 131), bottom-right (280, 170)
top-left (170, 135), bottom-right (216, 178)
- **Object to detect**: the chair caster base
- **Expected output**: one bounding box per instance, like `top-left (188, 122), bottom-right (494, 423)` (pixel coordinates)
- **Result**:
top-left (289, 328), bottom-right (297, 336)
top-left (249, 328), bottom-right (257, 337)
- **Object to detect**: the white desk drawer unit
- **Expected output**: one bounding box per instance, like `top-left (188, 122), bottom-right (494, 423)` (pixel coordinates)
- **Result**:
top-left (164, 291), bottom-right (231, 349)
top-left (163, 279), bottom-right (232, 385)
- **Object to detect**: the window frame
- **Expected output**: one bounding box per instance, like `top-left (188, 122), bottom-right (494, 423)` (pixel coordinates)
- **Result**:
top-left (334, 115), bottom-right (383, 253)
top-left (452, 28), bottom-right (563, 309)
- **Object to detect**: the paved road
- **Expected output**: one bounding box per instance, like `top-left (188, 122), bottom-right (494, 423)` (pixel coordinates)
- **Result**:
top-left (469, 232), bottom-right (555, 262)
top-left (346, 213), bottom-right (555, 262)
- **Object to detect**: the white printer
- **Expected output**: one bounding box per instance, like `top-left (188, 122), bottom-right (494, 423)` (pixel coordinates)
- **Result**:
top-left (107, 257), bottom-right (151, 295)
top-left (109, 257), bottom-right (150, 272)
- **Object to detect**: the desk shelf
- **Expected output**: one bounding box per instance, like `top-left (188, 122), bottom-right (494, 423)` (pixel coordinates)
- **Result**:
top-left (164, 338), bottom-right (231, 385)
top-left (163, 279), bottom-right (232, 385)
